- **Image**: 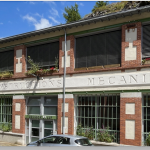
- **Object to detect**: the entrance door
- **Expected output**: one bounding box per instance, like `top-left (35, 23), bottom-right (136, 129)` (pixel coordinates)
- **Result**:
top-left (44, 120), bottom-right (53, 137)
top-left (31, 120), bottom-right (40, 142)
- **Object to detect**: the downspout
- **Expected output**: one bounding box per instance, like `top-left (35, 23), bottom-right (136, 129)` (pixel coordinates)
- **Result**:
top-left (63, 28), bottom-right (66, 134)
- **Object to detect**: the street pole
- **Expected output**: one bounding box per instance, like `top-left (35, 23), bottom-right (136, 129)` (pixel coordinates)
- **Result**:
top-left (63, 28), bottom-right (66, 134)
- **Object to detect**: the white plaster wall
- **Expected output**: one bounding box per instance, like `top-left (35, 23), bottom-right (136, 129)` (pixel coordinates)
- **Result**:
top-left (62, 40), bottom-right (70, 51)
top-left (16, 49), bottom-right (22, 73)
top-left (125, 103), bottom-right (135, 114)
top-left (61, 103), bottom-right (69, 112)
top-left (58, 94), bottom-right (73, 99)
top-left (62, 55), bottom-right (70, 67)
top-left (121, 92), bottom-right (142, 98)
top-left (15, 115), bottom-right (20, 129)
top-left (125, 120), bottom-right (135, 139)
top-left (125, 28), bottom-right (137, 61)
top-left (15, 103), bottom-right (21, 111)
top-left (61, 117), bottom-right (68, 133)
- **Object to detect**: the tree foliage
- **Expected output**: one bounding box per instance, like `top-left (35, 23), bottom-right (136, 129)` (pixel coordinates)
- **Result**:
top-left (63, 3), bottom-right (81, 23)
top-left (92, 1), bottom-right (108, 12)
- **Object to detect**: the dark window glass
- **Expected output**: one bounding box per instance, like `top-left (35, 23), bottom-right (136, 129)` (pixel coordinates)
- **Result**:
top-left (27, 41), bottom-right (59, 69)
top-left (75, 138), bottom-right (92, 146)
top-left (44, 97), bottom-right (57, 105)
top-left (75, 30), bottom-right (121, 68)
top-left (0, 50), bottom-right (14, 71)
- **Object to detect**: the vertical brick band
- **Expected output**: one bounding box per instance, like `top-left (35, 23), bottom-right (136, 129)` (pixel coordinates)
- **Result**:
top-left (120, 93), bottom-right (142, 146)
top-left (12, 99), bottom-right (26, 134)
top-left (121, 22), bottom-right (141, 67)
top-left (57, 97), bottom-right (74, 135)
top-left (59, 35), bottom-right (75, 73)
top-left (14, 45), bottom-right (26, 78)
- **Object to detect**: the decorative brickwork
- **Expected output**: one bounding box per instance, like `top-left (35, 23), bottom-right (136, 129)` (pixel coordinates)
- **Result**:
top-left (14, 45), bottom-right (26, 78)
top-left (59, 35), bottom-right (75, 73)
top-left (12, 99), bottom-right (26, 134)
top-left (57, 97), bottom-right (74, 135)
top-left (120, 97), bottom-right (142, 146)
top-left (121, 22), bottom-right (142, 67)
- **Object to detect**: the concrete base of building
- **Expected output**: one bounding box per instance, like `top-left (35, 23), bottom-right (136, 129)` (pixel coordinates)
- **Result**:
top-left (0, 131), bottom-right (25, 145)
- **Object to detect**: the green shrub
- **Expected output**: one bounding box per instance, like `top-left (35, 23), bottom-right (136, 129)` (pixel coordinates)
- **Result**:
top-left (1, 121), bottom-right (12, 132)
top-left (146, 132), bottom-right (150, 146)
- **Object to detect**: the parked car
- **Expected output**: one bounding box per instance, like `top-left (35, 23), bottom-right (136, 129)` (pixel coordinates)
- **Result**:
top-left (26, 134), bottom-right (93, 146)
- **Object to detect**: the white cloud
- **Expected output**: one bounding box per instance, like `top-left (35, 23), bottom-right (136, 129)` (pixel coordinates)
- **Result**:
top-left (17, 8), bottom-right (20, 11)
top-left (35, 13), bottom-right (43, 18)
top-left (0, 23), bottom-right (3, 25)
top-left (35, 18), bottom-right (52, 30)
top-left (23, 14), bottom-right (52, 30)
top-left (44, 1), bottom-right (55, 5)
top-left (49, 16), bottom-right (60, 24)
top-left (80, 3), bottom-right (84, 6)
top-left (29, 2), bottom-right (35, 4)
top-left (49, 8), bottom-right (59, 17)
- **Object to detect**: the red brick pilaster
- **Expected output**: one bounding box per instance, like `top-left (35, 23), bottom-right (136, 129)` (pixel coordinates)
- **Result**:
top-left (57, 96), bottom-right (74, 135)
top-left (120, 93), bottom-right (142, 146)
top-left (59, 35), bottom-right (75, 73)
top-left (12, 98), bottom-right (26, 134)
top-left (14, 45), bottom-right (26, 78)
top-left (121, 22), bottom-right (141, 67)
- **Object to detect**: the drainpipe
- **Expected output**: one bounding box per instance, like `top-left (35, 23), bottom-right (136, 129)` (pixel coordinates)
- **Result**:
top-left (63, 28), bottom-right (66, 134)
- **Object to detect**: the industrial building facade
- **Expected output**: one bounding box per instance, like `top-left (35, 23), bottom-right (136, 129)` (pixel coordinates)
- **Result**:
top-left (0, 5), bottom-right (150, 146)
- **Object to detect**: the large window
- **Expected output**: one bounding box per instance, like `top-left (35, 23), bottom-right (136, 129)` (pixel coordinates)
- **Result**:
top-left (0, 97), bottom-right (12, 129)
top-left (142, 94), bottom-right (150, 145)
top-left (75, 30), bottom-right (121, 68)
top-left (142, 24), bottom-right (150, 58)
top-left (0, 50), bottom-right (14, 71)
top-left (75, 94), bottom-right (120, 143)
top-left (27, 41), bottom-right (59, 69)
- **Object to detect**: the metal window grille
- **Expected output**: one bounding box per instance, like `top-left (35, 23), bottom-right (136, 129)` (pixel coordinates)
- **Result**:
top-left (27, 41), bottom-right (59, 69)
top-left (142, 94), bottom-right (150, 145)
top-left (75, 94), bottom-right (120, 143)
top-left (75, 30), bottom-right (121, 68)
top-left (0, 96), bottom-right (12, 129)
top-left (0, 50), bottom-right (14, 71)
top-left (142, 24), bottom-right (150, 58)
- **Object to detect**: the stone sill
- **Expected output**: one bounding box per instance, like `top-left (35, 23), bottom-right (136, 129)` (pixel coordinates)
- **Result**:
top-left (0, 130), bottom-right (24, 136)
top-left (90, 140), bottom-right (133, 146)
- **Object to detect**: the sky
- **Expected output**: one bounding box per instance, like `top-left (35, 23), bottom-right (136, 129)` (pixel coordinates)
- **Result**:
top-left (0, 1), bottom-right (117, 39)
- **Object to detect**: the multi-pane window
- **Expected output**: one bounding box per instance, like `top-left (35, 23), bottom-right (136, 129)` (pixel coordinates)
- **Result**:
top-left (142, 24), bottom-right (150, 58)
top-left (142, 94), bottom-right (150, 145)
top-left (27, 98), bottom-right (41, 115)
top-left (75, 94), bottom-right (120, 143)
top-left (44, 97), bottom-right (57, 116)
top-left (27, 41), bottom-right (59, 69)
top-left (0, 50), bottom-right (14, 71)
top-left (75, 30), bottom-right (121, 68)
top-left (0, 97), bottom-right (12, 129)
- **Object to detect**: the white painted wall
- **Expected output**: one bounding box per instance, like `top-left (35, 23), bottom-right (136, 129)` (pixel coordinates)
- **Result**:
top-left (16, 49), bottom-right (22, 73)
top-left (125, 120), bottom-right (135, 139)
top-left (125, 103), bottom-right (135, 114)
top-left (125, 28), bottom-right (137, 61)
top-left (15, 115), bottom-right (20, 129)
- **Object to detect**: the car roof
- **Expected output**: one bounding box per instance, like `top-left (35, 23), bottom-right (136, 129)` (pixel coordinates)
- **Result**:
top-left (46, 134), bottom-right (88, 139)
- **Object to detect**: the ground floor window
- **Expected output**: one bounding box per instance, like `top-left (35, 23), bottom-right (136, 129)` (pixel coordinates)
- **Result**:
top-left (75, 94), bottom-right (120, 143)
top-left (143, 94), bottom-right (150, 145)
top-left (0, 96), bottom-right (12, 130)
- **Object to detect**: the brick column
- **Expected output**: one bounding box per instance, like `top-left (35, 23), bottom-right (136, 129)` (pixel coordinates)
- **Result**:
top-left (14, 45), bottom-right (26, 78)
top-left (120, 92), bottom-right (142, 146)
top-left (121, 22), bottom-right (141, 67)
top-left (57, 94), bottom-right (74, 135)
top-left (12, 95), bottom-right (26, 134)
top-left (59, 35), bottom-right (75, 73)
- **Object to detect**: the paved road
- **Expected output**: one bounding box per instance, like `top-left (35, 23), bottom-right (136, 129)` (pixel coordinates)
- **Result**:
top-left (0, 141), bottom-right (23, 146)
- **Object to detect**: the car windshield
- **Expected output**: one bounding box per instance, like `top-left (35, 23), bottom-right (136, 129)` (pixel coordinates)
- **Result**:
top-left (75, 138), bottom-right (92, 146)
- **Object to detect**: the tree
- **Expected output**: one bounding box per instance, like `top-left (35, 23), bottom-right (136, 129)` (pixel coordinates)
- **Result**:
top-left (92, 1), bottom-right (108, 12)
top-left (63, 3), bottom-right (81, 23)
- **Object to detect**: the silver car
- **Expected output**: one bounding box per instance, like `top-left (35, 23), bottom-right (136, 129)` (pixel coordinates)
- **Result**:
top-left (26, 134), bottom-right (93, 146)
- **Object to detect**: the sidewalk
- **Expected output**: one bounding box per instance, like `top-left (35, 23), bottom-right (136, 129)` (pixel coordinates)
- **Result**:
top-left (0, 141), bottom-right (24, 146)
